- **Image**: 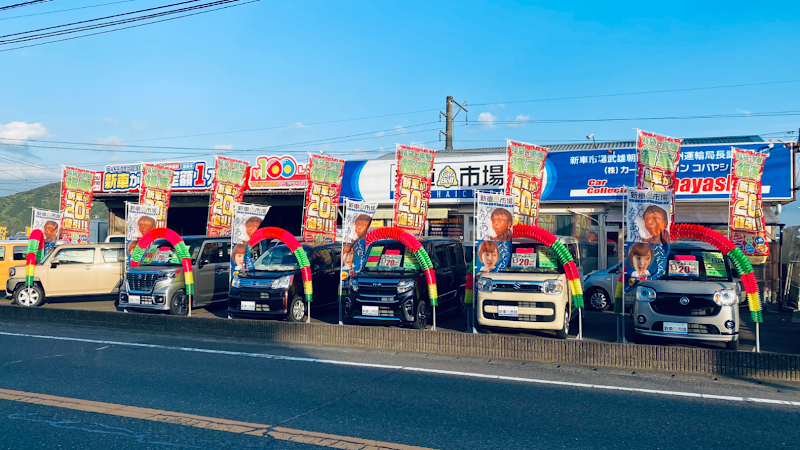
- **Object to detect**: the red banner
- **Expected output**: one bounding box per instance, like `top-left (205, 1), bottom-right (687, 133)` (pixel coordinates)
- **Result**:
top-left (59, 166), bottom-right (95, 243)
top-left (394, 145), bottom-right (435, 236)
top-left (139, 164), bottom-right (175, 228)
top-left (302, 155), bottom-right (344, 243)
top-left (729, 148), bottom-right (769, 264)
top-left (207, 156), bottom-right (249, 236)
top-left (506, 140), bottom-right (548, 226)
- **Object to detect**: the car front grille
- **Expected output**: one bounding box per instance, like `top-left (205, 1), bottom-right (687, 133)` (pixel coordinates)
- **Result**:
top-left (482, 300), bottom-right (556, 322)
top-left (239, 279), bottom-right (274, 287)
top-left (127, 273), bottom-right (158, 292)
top-left (492, 281), bottom-right (542, 293)
top-left (355, 279), bottom-right (398, 297)
top-left (651, 322), bottom-right (720, 335)
top-left (651, 294), bottom-right (721, 316)
top-left (237, 290), bottom-right (282, 300)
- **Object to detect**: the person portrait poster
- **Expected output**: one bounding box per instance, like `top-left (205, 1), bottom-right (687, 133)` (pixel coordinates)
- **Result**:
top-left (31, 208), bottom-right (63, 254)
top-left (624, 188), bottom-right (672, 288)
top-left (231, 203), bottom-right (271, 278)
top-left (341, 199), bottom-right (377, 275)
top-left (125, 203), bottom-right (160, 266)
top-left (475, 192), bottom-right (514, 273)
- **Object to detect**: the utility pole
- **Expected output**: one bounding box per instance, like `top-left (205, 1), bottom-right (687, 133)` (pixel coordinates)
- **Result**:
top-left (440, 96), bottom-right (467, 150)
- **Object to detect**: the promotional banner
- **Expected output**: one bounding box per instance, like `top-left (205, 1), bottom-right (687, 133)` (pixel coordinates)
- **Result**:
top-left (248, 155), bottom-right (308, 190)
top-left (394, 145), bottom-right (435, 236)
top-left (341, 200), bottom-right (378, 274)
top-left (475, 192), bottom-right (514, 273)
top-left (207, 156), bottom-right (249, 236)
top-left (636, 130), bottom-right (682, 192)
top-left (0, 226), bottom-right (6, 240)
top-left (231, 203), bottom-right (271, 277)
top-left (125, 203), bottom-right (160, 265)
top-left (31, 208), bottom-right (62, 255)
top-left (139, 164), bottom-right (175, 228)
top-left (303, 155), bottom-right (345, 243)
top-left (729, 148), bottom-right (769, 264)
top-left (95, 161), bottom-right (213, 193)
top-left (506, 140), bottom-right (548, 226)
top-left (624, 188), bottom-right (672, 287)
top-left (572, 214), bottom-right (593, 241)
top-left (59, 166), bottom-right (94, 244)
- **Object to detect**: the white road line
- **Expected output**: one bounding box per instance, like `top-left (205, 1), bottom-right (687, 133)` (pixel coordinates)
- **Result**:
top-left (1, 330), bottom-right (798, 407)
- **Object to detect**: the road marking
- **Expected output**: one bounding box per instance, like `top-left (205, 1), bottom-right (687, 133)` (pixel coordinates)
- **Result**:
top-left (0, 387), bottom-right (435, 450)
top-left (2, 330), bottom-right (799, 407)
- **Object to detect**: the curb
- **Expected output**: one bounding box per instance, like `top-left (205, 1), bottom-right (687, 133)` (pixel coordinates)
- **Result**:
top-left (1, 305), bottom-right (798, 381)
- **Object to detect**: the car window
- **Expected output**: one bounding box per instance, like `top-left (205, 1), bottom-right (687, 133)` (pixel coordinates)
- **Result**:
top-left (331, 247), bottom-right (341, 267)
top-left (426, 244), bottom-right (439, 267)
top-left (0, 246), bottom-right (4, 261)
top-left (102, 248), bottom-right (124, 263)
top-left (567, 243), bottom-right (580, 268)
top-left (503, 242), bottom-right (563, 274)
top-left (13, 245), bottom-right (27, 261)
top-left (450, 244), bottom-right (464, 266)
top-left (313, 248), bottom-right (334, 270)
top-left (201, 242), bottom-right (227, 264)
top-left (435, 245), bottom-right (451, 268)
top-left (362, 243), bottom-right (420, 272)
top-left (219, 242), bottom-right (231, 262)
top-left (54, 248), bottom-right (95, 264)
top-left (661, 249), bottom-right (733, 281)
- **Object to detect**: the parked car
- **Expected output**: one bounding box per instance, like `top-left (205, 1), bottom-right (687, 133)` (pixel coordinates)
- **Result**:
top-left (475, 237), bottom-right (582, 339)
top-left (1, 240), bottom-right (41, 296)
top-left (346, 238), bottom-right (468, 329)
top-left (228, 243), bottom-right (342, 321)
top-left (119, 236), bottom-right (230, 315)
top-left (629, 242), bottom-right (741, 350)
top-left (105, 234), bottom-right (125, 243)
top-left (6, 243), bottom-right (124, 307)
top-left (582, 262), bottom-right (622, 311)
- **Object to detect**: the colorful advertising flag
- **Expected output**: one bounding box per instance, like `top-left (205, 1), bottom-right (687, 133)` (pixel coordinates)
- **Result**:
top-left (729, 148), bottom-right (769, 264)
top-left (231, 202), bottom-right (271, 277)
top-left (207, 156), bottom-right (249, 236)
top-left (59, 166), bottom-right (94, 244)
top-left (302, 155), bottom-right (345, 243)
top-left (624, 188), bottom-right (672, 287)
top-left (636, 130), bottom-right (682, 192)
top-left (475, 192), bottom-right (514, 273)
top-left (31, 208), bottom-right (62, 255)
top-left (139, 164), bottom-right (175, 228)
top-left (506, 140), bottom-right (548, 226)
top-left (394, 145), bottom-right (435, 236)
top-left (125, 203), bottom-right (160, 265)
top-left (341, 199), bottom-right (378, 274)
top-left (0, 226), bottom-right (6, 240)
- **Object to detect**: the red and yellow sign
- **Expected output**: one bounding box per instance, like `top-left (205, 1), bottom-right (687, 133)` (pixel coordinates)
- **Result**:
top-left (248, 155), bottom-right (307, 190)
top-left (636, 130), bottom-right (681, 192)
top-left (729, 148), bottom-right (769, 264)
top-left (59, 166), bottom-right (95, 243)
top-left (303, 155), bottom-right (345, 243)
top-left (506, 140), bottom-right (548, 226)
top-left (394, 145), bottom-right (435, 236)
top-left (139, 164), bottom-right (174, 228)
top-left (207, 156), bottom-right (249, 236)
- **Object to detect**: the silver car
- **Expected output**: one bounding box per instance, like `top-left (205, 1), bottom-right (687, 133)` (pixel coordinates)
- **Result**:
top-left (582, 263), bottom-right (621, 311)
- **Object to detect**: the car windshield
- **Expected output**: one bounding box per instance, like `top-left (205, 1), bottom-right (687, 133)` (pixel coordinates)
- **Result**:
top-left (500, 243), bottom-right (562, 274)
top-left (254, 245), bottom-right (309, 271)
top-left (659, 249), bottom-right (733, 281)
top-left (361, 242), bottom-right (420, 272)
top-left (140, 239), bottom-right (203, 266)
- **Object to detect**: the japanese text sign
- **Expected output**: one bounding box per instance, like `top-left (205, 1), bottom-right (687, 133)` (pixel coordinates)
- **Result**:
top-left (506, 140), bottom-right (548, 226)
top-left (729, 148), bottom-right (769, 264)
top-left (139, 164), bottom-right (174, 228)
top-left (59, 166), bottom-right (94, 244)
top-left (636, 130), bottom-right (682, 192)
top-left (303, 155), bottom-right (344, 243)
top-left (207, 156), bottom-right (249, 236)
top-left (393, 145), bottom-right (435, 236)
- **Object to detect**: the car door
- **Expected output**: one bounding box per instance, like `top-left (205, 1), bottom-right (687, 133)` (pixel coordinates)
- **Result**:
top-left (97, 247), bottom-right (124, 293)
top-left (430, 244), bottom-right (455, 307)
top-left (213, 242), bottom-right (231, 301)
top-left (194, 241), bottom-right (220, 306)
top-left (46, 247), bottom-right (97, 296)
top-left (449, 243), bottom-right (467, 294)
top-left (310, 248), bottom-right (333, 306)
top-left (0, 244), bottom-right (10, 288)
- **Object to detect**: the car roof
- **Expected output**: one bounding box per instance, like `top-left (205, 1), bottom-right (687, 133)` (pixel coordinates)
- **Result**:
top-left (669, 241), bottom-right (719, 251)
top-left (370, 238), bottom-right (462, 246)
top-left (55, 243), bottom-right (124, 248)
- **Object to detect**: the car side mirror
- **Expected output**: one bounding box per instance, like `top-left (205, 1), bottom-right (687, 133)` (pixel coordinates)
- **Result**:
top-left (198, 259), bottom-right (210, 269)
top-left (50, 259), bottom-right (60, 268)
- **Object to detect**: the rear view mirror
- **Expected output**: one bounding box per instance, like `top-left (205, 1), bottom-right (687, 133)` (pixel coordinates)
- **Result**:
top-left (50, 259), bottom-right (60, 267)
top-left (198, 259), bottom-right (210, 269)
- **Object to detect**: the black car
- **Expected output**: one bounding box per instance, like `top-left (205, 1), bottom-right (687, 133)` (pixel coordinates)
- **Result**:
top-left (345, 238), bottom-right (468, 329)
top-left (228, 243), bottom-right (342, 321)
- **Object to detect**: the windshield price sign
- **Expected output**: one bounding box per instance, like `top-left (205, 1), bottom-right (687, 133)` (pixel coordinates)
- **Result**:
top-left (394, 145), bottom-right (435, 236)
top-left (510, 249), bottom-right (536, 268)
top-left (668, 260), bottom-right (699, 277)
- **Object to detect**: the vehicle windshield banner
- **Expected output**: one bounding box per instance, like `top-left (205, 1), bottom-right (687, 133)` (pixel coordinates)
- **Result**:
top-left (506, 140), bottom-right (548, 226)
top-left (729, 148), bottom-right (769, 264)
top-left (394, 145), bottom-right (435, 236)
top-left (31, 208), bottom-right (62, 254)
top-left (342, 199), bottom-right (377, 274)
top-left (624, 188), bottom-right (672, 289)
top-left (125, 202), bottom-right (160, 266)
top-left (475, 192), bottom-right (514, 273)
top-left (59, 166), bottom-right (94, 244)
top-left (139, 164), bottom-right (175, 228)
top-left (303, 154), bottom-right (345, 243)
top-left (207, 156), bottom-right (249, 236)
top-left (231, 203), bottom-right (271, 278)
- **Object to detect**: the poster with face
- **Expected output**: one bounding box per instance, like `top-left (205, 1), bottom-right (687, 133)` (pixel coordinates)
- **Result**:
top-left (31, 208), bottom-right (63, 254)
top-left (342, 199), bottom-right (377, 274)
top-left (231, 203), bottom-right (271, 277)
top-left (125, 203), bottom-right (160, 266)
top-left (624, 188), bottom-right (672, 287)
top-left (475, 192), bottom-right (514, 273)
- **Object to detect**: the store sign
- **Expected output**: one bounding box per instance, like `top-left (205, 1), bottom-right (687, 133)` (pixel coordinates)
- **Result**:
top-left (60, 166), bottom-right (94, 243)
top-left (248, 155), bottom-right (308, 190)
top-left (139, 164), bottom-right (174, 228)
top-left (207, 156), bottom-right (249, 236)
top-left (729, 148), bottom-right (769, 264)
top-left (302, 155), bottom-right (345, 243)
top-left (393, 145), bottom-right (435, 236)
top-left (94, 161), bottom-right (213, 193)
top-left (506, 140), bottom-right (548, 226)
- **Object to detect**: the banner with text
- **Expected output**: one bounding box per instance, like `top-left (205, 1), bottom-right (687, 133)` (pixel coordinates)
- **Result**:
top-left (393, 145), bottom-right (435, 236)
top-left (506, 140), bottom-right (548, 226)
top-left (232, 203), bottom-right (271, 277)
top-left (59, 166), bottom-right (94, 244)
top-left (207, 156), bottom-right (249, 236)
top-left (729, 148), bottom-right (769, 264)
top-left (636, 130), bottom-right (682, 192)
top-left (625, 188), bottom-right (672, 289)
top-left (475, 192), bottom-right (514, 273)
top-left (139, 164), bottom-right (175, 228)
top-left (31, 208), bottom-right (62, 254)
top-left (303, 155), bottom-right (345, 243)
top-left (342, 200), bottom-right (378, 276)
top-left (125, 202), bottom-right (160, 266)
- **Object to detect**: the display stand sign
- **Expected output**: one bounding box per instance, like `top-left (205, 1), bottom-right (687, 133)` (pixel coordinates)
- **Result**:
top-left (59, 166), bottom-right (94, 244)
top-left (475, 192), bottom-right (514, 274)
top-left (125, 203), bottom-right (160, 266)
top-left (729, 148), bottom-right (769, 264)
top-left (207, 156), bottom-right (249, 236)
top-left (339, 199), bottom-right (377, 325)
top-left (506, 140), bottom-right (548, 226)
top-left (139, 164), bottom-right (175, 228)
top-left (303, 155), bottom-right (345, 243)
top-left (393, 145), bottom-right (435, 236)
top-left (31, 208), bottom-right (62, 255)
top-left (624, 188), bottom-right (672, 285)
top-left (231, 203), bottom-right (271, 278)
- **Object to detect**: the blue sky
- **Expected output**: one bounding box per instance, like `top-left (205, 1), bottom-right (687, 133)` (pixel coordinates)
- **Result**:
top-left (1, 1), bottom-right (799, 218)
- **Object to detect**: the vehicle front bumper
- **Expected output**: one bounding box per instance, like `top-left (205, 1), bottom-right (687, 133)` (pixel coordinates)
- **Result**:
top-left (119, 280), bottom-right (182, 311)
top-left (476, 291), bottom-right (568, 330)
top-left (632, 301), bottom-right (739, 342)
top-left (346, 289), bottom-right (416, 324)
top-left (228, 287), bottom-right (289, 318)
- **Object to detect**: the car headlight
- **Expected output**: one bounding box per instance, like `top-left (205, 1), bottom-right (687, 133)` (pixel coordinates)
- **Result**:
top-left (714, 289), bottom-right (737, 306)
top-left (156, 270), bottom-right (177, 281)
top-left (271, 274), bottom-right (293, 290)
top-left (9, 267), bottom-right (15, 277)
top-left (351, 278), bottom-right (359, 292)
top-left (636, 286), bottom-right (656, 302)
top-left (476, 277), bottom-right (493, 292)
top-left (542, 279), bottom-right (563, 295)
top-left (397, 278), bottom-right (415, 294)
top-left (231, 276), bottom-right (241, 288)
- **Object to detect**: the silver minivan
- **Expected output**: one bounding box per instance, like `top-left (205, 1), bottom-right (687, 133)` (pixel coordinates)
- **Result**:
top-left (119, 235), bottom-right (231, 315)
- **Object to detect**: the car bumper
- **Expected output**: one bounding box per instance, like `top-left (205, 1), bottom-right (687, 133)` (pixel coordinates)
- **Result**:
top-left (119, 283), bottom-right (180, 311)
top-left (476, 292), bottom-right (568, 330)
top-left (229, 287), bottom-right (289, 318)
top-left (632, 301), bottom-right (739, 342)
top-left (347, 292), bottom-right (414, 324)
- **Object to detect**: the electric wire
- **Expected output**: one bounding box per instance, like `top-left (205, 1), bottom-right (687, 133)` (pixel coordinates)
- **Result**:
top-left (0, 0), bottom-right (139, 22)
top-left (0, 0), bottom-right (55, 12)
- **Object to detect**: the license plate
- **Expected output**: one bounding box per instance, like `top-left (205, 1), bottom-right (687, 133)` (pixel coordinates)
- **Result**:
top-left (663, 322), bottom-right (688, 335)
top-left (381, 297), bottom-right (394, 302)
top-left (498, 305), bottom-right (519, 317)
top-left (128, 295), bottom-right (140, 304)
top-left (241, 301), bottom-right (255, 311)
top-left (362, 305), bottom-right (379, 316)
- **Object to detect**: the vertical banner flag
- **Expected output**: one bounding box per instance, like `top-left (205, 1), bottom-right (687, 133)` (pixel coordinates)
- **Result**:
top-left (506, 140), bottom-right (548, 226)
top-left (125, 203), bottom-right (160, 265)
top-left (636, 130), bottom-right (682, 223)
top-left (139, 164), bottom-right (175, 228)
top-left (303, 155), bottom-right (345, 243)
top-left (475, 192), bottom-right (514, 273)
top-left (394, 145), bottom-right (435, 236)
top-left (342, 200), bottom-right (378, 275)
top-left (0, 227), bottom-right (6, 240)
top-left (207, 156), bottom-right (249, 236)
top-left (31, 208), bottom-right (63, 254)
top-left (729, 148), bottom-right (769, 264)
top-left (59, 166), bottom-right (94, 244)
top-left (624, 188), bottom-right (672, 287)
top-left (231, 203), bottom-right (271, 277)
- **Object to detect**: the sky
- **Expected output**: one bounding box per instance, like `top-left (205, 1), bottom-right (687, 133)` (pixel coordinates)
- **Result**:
top-left (1, 1), bottom-right (799, 219)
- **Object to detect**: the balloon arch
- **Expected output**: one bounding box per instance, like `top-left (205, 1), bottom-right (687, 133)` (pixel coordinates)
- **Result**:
top-left (24, 229), bottom-right (46, 288)
top-left (130, 228), bottom-right (195, 296)
top-left (248, 227), bottom-right (312, 303)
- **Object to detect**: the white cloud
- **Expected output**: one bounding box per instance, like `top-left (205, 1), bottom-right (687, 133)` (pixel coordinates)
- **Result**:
top-left (736, 109), bottom-right (752, 115)
top-left (289, 122), bottom-right (305, 129)
top-left (131, 121), bottom-right (147, 132)
top-left (394, 125), bottom-right (406, 134)
top-left (103, 118), bottom-right (119, 124)
top-left (375, 131), bottom-right (385, 137)
top-left (0, 121), bottom-right (48, 145)
top-left (498, 104), bottom-right (506, 108)
top-left (214, 144), bottom-right (233, 150)
top-left (410, 141), bottom-right (425, 147)
top-left (107, 156), bottom-right (120, 162)
top-left (0, 163), bottom-right (59, 184)
top-left (508, 115), bottom-right (530, 128)
top-left (477, 112), bottom-right (497, 128)
top-left (96, 136), bottom-right (125, 147)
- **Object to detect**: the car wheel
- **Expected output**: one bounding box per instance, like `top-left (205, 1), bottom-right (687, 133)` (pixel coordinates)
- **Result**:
top-left (726, 339), bottom-right (739, 351)
top-left (555, 305), bottom-right (570, 339)
top-left (286, 295), bottom-right (305, 323)
top-left (169, 290), bottom-right (189, 316)
top-left (14, 285), bottom-right (45, 307)
top-left (412, 301), bottom-right (428, 330)
top-left (586, 288), bottom-right (610, 311)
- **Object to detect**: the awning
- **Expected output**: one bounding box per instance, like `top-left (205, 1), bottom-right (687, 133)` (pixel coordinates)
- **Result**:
top-left (373, 208), bottom-right (450, 220)
top-left (606, 204), bottom-right (784, 226)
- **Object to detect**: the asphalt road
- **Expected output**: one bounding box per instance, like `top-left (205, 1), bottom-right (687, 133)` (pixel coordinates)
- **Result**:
top-left (1, 322), bottom-right (799, 450)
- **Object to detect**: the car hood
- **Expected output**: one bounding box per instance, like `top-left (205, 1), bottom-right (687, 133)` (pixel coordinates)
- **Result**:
top-left (240, 270), bottom-right (300, 280)
top-left (639, 279), bottom-right (734, 295)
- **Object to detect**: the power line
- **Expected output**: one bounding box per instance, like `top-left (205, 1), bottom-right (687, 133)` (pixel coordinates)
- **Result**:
top-left (0, 1), bottom-right (139, 21)
top-left (0, 0), bottom-right (55, 12)
top-left (481, 110), bottom-right (800, 125)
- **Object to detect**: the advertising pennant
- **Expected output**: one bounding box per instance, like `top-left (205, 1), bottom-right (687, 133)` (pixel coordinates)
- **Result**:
top-left (302, 154), bottom-right (345, 243)
top-left (624, 188), bottom-right (672, 288)
top-left (59, 166), bottom-right (94, 244)
top-left (393, 145), bottom-right (435, 236)
top-left (31, 208), bottom-right (63, 254)
top-left (342, 199), bottom-right (378, 274)
top-left (139, 164), bottom-right (175, 228)
top-left (475, 192), bottom-right (514, 273)
top-left (125, 203), bottom-right (160, 265)
top-left (231, 202), bottom-right (271, 277)
top-left (636, 130), bottom-right (682, 191)
top-left (729, 148), bottom-right (769, 264)
top-left (207, 156), bottom-right (249, 236)
top-left (506, 140), bottom-right (548, 226)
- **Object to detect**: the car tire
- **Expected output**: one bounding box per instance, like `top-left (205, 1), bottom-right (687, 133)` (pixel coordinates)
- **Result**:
top-left (169, 290), bottom-right (190, 316)
top-left (726, 339), bottom-right (739, 351)
top-left (13, 284), bottom-right (45, 307)
top-left (555, 305), bottom-right (570, 339)
top-left (411, 301), bottom-right (428, 330)
top-left (586, 288), bottom-right (610, 311)
top-left (286, 295), bottom-right (305, 323)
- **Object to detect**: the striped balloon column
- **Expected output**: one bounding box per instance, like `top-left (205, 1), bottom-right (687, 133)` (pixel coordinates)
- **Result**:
top-left (24, 229), bottom-right (46, 288)
top-left (248, 227), bottom-right (312, 303)
top-left (130, 228), bottom-right (194, 296)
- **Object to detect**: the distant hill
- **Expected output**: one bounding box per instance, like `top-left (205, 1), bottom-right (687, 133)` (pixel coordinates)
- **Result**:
top-left (0, 183), bottom-right (108, 236)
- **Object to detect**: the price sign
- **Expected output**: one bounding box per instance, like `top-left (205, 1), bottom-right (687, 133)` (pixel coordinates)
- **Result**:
top-left (379, 254), bottom-right (402, 268)
top-left (668, 260), bottom-right (699, 276)
top-left (729, 148), bottom-right (769, 264)
top-left (506, 140), bottom-right (548, 226)
top-left (60, 166), bottom-right (95, 243)
top-left (636, 130), bottom-right (682, 193)
top-left (510, 248), bottom-right (536, 268)
top-left (207, 156), bottom-right (249, 236)
top-left (538, 247), bottom-right (557, 268)
top-left (702, 252), bottom-right (728, 277)
top-left (394, 145), bottom-right (435, 236)
top-left (140, 164), bottom-right (174, 228)
top-left (303, 155), bottom-right (344, 243)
